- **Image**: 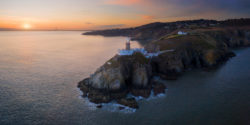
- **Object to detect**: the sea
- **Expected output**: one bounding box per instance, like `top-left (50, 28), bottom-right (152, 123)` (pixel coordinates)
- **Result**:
top-left (0, 31), bottom-right (249, 125)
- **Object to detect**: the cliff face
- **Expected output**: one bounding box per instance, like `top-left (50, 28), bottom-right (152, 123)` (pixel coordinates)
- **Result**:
top-left (79, 24), bottom-right (250, 108)
top-left (78, 53), bottom-right (155, 108)
top-left (89, 53), bottom-right (152, 90)
top-left (148, 28), bottom-right (250, 78)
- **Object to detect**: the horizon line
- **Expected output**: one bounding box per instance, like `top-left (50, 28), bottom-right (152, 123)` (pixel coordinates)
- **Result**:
top-left (1, 18), bottom-right (249, 31)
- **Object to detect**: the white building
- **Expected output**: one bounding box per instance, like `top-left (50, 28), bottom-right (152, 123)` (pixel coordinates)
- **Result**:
top-left (178, 31), bottom-right (187, 35)
top-left (118, 49), bottom-right (134, 55)
top-left (118, 37), bottom-right (148, 56)
top-left (118, 37), bottom-right (175, 58)
top-left (118, 48), bottom-right (147, 56)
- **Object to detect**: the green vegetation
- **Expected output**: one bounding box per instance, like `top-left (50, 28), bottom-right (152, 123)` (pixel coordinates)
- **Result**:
top-left (104, 56), bottom-right (120, 69)
top-left (153, 34), bottom-right (216, 51)
top-left (189, 35), bottom-right (216, 50)
top-left (166, 34), bottom-right (183, 39)
top-left (103, 52), bottom-right (149, 69)
top-left (132, 52), bottom-right (149, 64)
top-left (157, 34), bottom-right (183, 41)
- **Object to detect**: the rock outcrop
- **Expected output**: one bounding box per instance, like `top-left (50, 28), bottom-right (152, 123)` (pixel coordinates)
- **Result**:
top-left (78, 53), bottom-right (156, 108)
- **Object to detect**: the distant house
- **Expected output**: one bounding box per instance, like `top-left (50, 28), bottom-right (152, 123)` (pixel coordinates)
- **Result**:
top-left (209, 24), bottom-right (216, 26)
top-left (178, 31), bottom-right (187, 35)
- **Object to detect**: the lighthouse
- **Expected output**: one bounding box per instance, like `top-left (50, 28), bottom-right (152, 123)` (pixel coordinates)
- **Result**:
top-left (126, 37), bottom-right (131, 50)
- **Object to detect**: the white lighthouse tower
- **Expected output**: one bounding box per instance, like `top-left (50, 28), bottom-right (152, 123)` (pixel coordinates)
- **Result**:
top-left (126, 37), bottom-right (131, 50)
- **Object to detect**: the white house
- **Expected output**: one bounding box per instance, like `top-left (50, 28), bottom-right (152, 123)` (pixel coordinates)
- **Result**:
top-left (178, 31), bottom-right (187, 35)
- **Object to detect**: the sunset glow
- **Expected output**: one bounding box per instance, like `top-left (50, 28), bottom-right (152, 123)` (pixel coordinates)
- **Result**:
top-left (23, 24), bottom-right (32, 29)
top-left (0, 0), bottom-right (250, 30)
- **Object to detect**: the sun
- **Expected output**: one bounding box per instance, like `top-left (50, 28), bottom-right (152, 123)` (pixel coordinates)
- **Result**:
top-left (23, 24), bottom-right (32, 29)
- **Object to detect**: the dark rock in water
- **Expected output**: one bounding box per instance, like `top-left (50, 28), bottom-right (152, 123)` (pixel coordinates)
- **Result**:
top-left (117, 98), bottom-right (139, 109)
top-left (81, 93), bottom-right (87, 97)
top-left (159, 74), bottom-right (178, 80)
top-left (226, 51), bottom-right (236, 58)
top-left (153, 83), bottom-right (166, 96)
top-left (130, 87), bottom-right (151, 98)
top-left (78, 53), bottom-right (154, 108)
top-left (88, 90), bottom-right (112, 104)
top-left (96, 105), bottom-right (102, 108)
top-left (78, 78), bottom-right (90, 97)
top-left (119, 106), bottom-right (125, 110)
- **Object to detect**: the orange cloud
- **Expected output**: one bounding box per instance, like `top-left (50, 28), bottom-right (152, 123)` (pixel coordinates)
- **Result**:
top-left (141, 15), bottom-right (155, 19)
top-left (105, 0), bottom-right (141, 5)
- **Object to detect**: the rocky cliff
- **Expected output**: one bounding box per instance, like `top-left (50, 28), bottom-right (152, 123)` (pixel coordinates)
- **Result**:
top-left (78, 53), bottom-right (157, 108)
top-left (78, 21), bottom-right (250, 109)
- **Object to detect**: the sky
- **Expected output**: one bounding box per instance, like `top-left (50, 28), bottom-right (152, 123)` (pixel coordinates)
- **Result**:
top-left (0, 0), bottom-right (250, 30)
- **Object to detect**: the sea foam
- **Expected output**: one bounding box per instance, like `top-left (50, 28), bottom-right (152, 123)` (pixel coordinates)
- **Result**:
top-left (77, 85), bottom-right (167, 113)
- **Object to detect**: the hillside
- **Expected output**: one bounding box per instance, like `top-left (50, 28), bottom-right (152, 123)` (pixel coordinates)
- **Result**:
top-left (83, 18), bottom-right (250, 45)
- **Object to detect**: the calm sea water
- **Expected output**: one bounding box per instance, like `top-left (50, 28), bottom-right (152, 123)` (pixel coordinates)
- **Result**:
top-left (0, 31), bottom-right (249, 125)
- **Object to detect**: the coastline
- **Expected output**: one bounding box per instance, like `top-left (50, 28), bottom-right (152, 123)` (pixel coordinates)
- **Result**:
top-left (78, 19), bottom-right (250, 109)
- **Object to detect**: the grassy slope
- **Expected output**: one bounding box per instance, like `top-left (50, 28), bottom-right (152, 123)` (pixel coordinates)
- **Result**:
top-left (152, 34), bottom-right (216, 51)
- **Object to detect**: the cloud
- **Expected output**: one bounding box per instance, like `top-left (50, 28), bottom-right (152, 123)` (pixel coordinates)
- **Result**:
top-left (141, 15), bottom-right (155, 20)
top-left (104, 0), bottom-right (141, 5)
top-left (85, 22), bottom-right (93, 25)
top-left (94, 24), bottom-right (126, 29)
top-left (103, 0), bottom-right (250, 21)
top-left (151, 0), bottom-right (250, 16)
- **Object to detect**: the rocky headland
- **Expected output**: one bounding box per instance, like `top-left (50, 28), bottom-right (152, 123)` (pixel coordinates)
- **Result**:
top-left (78, 19), bottom-right (250, 109)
